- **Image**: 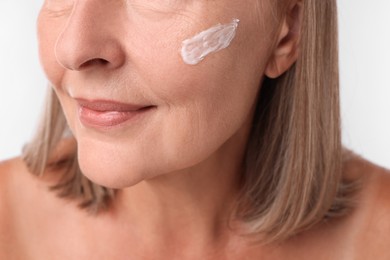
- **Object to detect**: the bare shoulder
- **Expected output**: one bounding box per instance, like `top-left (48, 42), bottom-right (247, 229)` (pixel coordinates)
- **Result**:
top-left (0, 148), bottom-right (75, 258)
top-left (0, 156), bottom-right (28, 179)
top-left (0, 156), bottom-right (39, 204)
top-left (0, 156), bottom-right (30, 211)
top-left (0, 157), bottom-right (30, 257)
top-left (343, 151), bottom-right (390, 259)
top-left (0, 138), bottom-right (78, 217)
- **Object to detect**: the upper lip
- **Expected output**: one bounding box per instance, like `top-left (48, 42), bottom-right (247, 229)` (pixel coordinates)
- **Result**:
top-left (75, 98), bottom-right (153, 112)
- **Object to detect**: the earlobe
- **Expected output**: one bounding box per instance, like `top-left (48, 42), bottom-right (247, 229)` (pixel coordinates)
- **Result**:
top-left (265, 1), bottom-right (302, 79)
top-left (265, 49), bottom-right (299, 79)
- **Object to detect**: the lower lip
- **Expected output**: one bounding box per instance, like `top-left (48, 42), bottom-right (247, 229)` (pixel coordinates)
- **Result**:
top-left (78, 106), bottom-right (154, 129)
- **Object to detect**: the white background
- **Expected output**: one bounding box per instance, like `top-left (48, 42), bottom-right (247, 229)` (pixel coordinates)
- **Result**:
top-left (0, 1), bottom-right (389, 169)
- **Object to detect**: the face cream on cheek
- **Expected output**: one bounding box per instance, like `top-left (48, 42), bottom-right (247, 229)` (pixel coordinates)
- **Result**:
top-left (181, 18), bottom-right (240, 65)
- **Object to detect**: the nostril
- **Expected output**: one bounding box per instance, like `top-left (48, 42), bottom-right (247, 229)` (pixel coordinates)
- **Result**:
top-left (79, 58), bottom-right (109, 69)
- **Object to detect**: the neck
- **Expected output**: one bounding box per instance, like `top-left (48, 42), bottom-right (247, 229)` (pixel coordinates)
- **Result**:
top-left (108, 118), bottom-right (252, 256)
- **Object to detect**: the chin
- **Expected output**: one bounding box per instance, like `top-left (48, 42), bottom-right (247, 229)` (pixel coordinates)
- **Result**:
top-left (72, 125), bottom-right (218, 189)
top-left (76, 143), bottom-right (152, 189)
top-left (78, 159), bottom-right (145, 189)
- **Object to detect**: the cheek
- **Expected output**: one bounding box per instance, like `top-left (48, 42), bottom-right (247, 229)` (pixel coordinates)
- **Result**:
top-left (140, 33), bottom-right (260, 122)
top-left (142, 51), bottom-right (257, 164)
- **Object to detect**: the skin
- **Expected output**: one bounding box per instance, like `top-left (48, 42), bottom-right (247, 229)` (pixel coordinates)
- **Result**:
top-left (38, 0), bottom-right (291, 188)
top-left (1, 0), bottom-right (390, 259)
top-left (1, 150), bottom-right (390, 259)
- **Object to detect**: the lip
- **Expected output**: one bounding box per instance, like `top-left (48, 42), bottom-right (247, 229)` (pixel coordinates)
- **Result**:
top-left (76, 99), bottom-right (155, 129)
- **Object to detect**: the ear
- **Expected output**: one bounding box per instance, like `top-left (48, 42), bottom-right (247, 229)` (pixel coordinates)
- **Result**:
top-left (265, 1), bottom-right (303, 79)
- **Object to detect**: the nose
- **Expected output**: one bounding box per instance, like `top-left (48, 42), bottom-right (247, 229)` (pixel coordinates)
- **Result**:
top-left (55, 1), bottom-right (125, 71)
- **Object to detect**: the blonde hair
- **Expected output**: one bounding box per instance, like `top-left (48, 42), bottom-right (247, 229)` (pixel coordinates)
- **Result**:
top-left (23, 0), bottom-right (357, 243)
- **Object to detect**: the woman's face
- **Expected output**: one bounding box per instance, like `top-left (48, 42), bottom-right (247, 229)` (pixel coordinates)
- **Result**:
top-left (37, 0), bottom-right (281, 188)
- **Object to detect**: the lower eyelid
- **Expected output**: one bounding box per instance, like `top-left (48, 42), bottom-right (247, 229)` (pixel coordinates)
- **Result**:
top-left (42, 6), bottom-right (73, 18)
top-left (42, 1), bottom-right (74, 17)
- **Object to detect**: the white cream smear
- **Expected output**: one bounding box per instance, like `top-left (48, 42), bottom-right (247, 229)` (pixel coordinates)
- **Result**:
top-left (181, 19), bottom-right (240, 65)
